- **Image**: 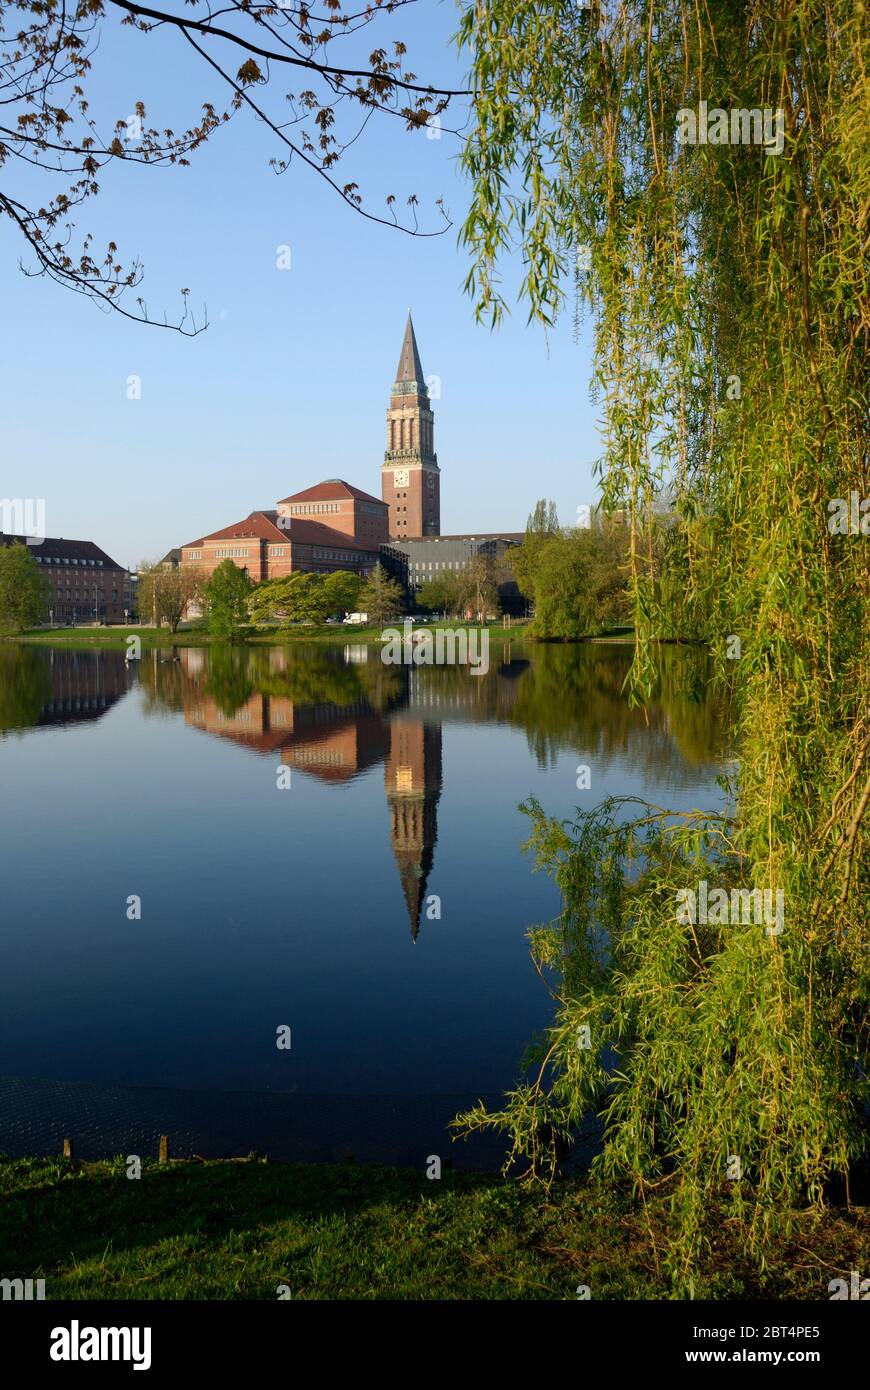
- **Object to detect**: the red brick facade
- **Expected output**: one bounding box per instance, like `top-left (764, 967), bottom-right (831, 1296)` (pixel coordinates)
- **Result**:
top-left (275, 480), bottom-right (389, 549)
top-left (181, 496), bottom-right (384, 584)
top-left (381, 313), bottom-right (441, 539)
top-left (0, 534), bottom-right (132, 624)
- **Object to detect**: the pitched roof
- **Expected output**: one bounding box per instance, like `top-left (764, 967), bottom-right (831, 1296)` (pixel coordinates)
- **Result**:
top-left (276, 479), bottom-right (386, 507)
top-left (268, 514), bottom-right (381, 551)
top-left (0, 533), bottom-right (126, 569)
top-left (184, 510), bottom-right (381, 553)
top-left (182, 511), bottom-right (286, 547)
top-left (394, 311), bottom-right (426, 389)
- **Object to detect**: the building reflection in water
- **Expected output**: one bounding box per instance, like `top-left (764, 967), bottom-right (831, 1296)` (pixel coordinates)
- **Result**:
top-left (0, 646), bottom-right (130, 735)
top-left (172, 646), bottom-right (529, 940)
top-left (7, 639), bottom-right (721, 939)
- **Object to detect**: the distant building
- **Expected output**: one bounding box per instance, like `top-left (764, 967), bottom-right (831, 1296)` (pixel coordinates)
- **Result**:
top-left (0, 534), bottom-right (132, 624)
top-left (383, 532), bottom-right (527, 615)
top-left (176, 315), bottom-right (533, 605)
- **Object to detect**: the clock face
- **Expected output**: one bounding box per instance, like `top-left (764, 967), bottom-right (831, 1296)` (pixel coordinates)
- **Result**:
top-left (426, 472), bottom-right (435, 489)
top-left (393, 469), bottom-right (409, 488)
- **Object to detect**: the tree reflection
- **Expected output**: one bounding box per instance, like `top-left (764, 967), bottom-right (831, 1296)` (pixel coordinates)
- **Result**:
top-left (0, 646), bottom-right (52, 733)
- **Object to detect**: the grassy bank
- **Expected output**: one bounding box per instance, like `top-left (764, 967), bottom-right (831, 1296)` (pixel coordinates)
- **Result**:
top-left (8, 621), bottom-right (643, 651)
top-left (0, 1156), bottom-right (865, 1300)
top-left (9, 621), bottom-right (534, 651)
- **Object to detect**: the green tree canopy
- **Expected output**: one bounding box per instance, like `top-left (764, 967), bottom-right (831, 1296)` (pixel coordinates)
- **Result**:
top-left (0, 645), bottom-right (52, 730)
top-left (521, 528), bottom-right (629, 638)
top-left (203, 560), bottom-right (252, 640)
top-left (416, 571), bottom-right (464, 616)
top-left (249, 570), bottom-right (364, 625)
top-left (358, 564), bottom-right (405, 625)
top-left (0, 542), bottom-right (50, 633)
top-left (321, 570), bottom-right (365, 618)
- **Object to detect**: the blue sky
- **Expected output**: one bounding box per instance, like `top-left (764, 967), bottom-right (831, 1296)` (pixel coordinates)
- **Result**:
top-left (1, 1), bottom-right (600, 567)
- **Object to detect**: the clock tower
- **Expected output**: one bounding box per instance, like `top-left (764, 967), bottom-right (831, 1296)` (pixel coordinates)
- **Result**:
top-left (382, 312), bottom-right (440, 539)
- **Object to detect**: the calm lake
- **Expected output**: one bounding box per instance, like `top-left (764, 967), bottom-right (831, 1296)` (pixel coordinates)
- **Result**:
top-left (0, 640), bottom-right (727, 1166)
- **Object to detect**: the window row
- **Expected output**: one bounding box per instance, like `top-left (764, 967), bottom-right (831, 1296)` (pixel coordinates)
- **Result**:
top-left (312, 548), bottom-right (363, 562)
top-left (36, 556), bottom-right (104, 567)
top-left (284, 502), bottom-right (341, 515)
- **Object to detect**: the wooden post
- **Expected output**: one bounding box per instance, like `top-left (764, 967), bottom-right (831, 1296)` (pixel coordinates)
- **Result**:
top-left (62, 1137), bottom-right (74, 1161)
top-left (158, 1134), bottom-right (169, 1163)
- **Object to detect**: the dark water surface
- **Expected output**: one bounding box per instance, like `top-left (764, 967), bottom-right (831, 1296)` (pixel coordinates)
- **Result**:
top-left (0, 640), bottom-right (726, 1165)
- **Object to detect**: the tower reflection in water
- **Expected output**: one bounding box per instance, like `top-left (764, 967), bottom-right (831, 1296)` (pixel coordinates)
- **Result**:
top-left (167, 647), bottom-right (470, 940)
top-left (161, 645), bottom-right (530, 940)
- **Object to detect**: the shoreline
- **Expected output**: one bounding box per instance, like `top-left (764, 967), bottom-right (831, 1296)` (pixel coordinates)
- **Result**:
top-left (6, 623), bottom-right (640, 651)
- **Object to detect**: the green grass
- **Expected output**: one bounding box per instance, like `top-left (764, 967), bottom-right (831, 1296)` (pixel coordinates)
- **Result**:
top-left (10, 625), bottom-right (216, 649)
top-left (0, 1156), bottom-right (865, 1300)
top-left (8, 621), bottom-right (534, 651)
top-left (6, 620), bottom-right (644, 651)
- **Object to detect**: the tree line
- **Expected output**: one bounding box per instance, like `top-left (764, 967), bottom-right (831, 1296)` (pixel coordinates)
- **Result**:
top-left (0, 518), bottom-right (632, 640)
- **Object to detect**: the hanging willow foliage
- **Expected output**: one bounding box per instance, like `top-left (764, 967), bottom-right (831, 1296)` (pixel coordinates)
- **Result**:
top-left (453, 0), bottom-right (869, 1284)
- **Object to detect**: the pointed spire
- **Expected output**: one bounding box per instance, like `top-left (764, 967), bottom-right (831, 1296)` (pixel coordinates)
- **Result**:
top-left (394, 311), bottom-right (426, 391)
top-left (396, 854), bottom-right (431, 943)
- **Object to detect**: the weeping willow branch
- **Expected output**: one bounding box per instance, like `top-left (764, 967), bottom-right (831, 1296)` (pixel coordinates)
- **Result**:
top-left (454, 0), bottom-right (869, 1285)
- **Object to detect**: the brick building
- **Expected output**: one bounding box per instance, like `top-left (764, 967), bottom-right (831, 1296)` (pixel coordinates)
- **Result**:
top-left (0, 534), bottom-right (133, 624)
top-left (276, 480), bottom-right (389, 549)
top-left (181, 485), bottom-right (387, 582)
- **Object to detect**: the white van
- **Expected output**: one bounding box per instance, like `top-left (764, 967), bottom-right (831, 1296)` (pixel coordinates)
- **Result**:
top-left (342, 612), bottom-right (369, 625)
